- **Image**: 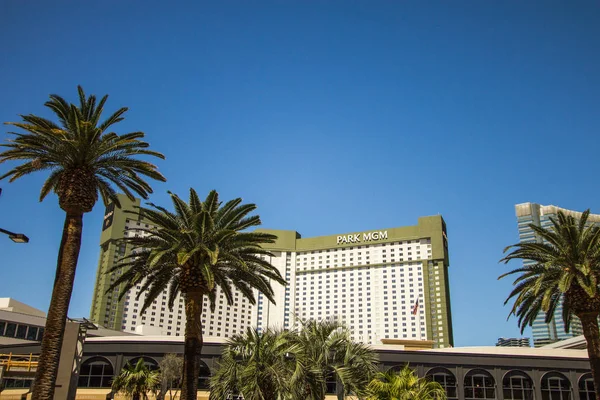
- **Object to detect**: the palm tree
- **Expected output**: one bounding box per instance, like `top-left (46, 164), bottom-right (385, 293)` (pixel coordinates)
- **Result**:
top-left (209, 328), bottom-right (302, 400)
top-left (0, 86), bottom-right (165, 399)
top-left (367, 366), bottom-right (446, 400)
top-left (108, 189), bottom-right (286, 400)
top-left (293, 318), bottom-right (378, 400)
top-left (500, 210), bottom-right (600, 400)
top-left (112, 358), bottom-right (160, 400)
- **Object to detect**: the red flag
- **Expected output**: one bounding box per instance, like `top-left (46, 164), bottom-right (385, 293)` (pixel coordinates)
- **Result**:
top-left (412, 298), bottom-right (419, 315)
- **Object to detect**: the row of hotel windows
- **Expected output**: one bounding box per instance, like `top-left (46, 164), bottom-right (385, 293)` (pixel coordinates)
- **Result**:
top-left (296, 255), bottom-right (431, 269)
top-left (294, 239), bottom-right (430, 256)
top-left (0, 320), bottom-right (44, 341)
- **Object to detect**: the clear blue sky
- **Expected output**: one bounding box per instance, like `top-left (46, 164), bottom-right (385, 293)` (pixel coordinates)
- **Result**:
top-left (1, 1), bottom-right (599, 347)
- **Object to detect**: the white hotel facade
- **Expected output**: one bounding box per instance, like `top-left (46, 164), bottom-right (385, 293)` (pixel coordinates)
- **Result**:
top-left (90, 195), bottom-right (453, 348)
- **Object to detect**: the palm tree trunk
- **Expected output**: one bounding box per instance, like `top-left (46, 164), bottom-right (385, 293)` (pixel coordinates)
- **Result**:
top-left (32, 212), bottom-right (84, 400)
top-left (580, 312), bottom-right (600, 400)
top-left (181, 291), bottom-right (203, 400)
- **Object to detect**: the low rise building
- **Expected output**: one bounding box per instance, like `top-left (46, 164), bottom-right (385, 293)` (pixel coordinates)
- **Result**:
top-left (0, 334), bottom-right (593, 400)
top-left (496, 337), bottom-right (531, 347)
top-left (0, 298), bottom-right (46, 346)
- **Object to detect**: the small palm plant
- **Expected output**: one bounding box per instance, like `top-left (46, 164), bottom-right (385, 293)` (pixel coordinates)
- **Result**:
top-left (209, 328), bottom-right (301, 400)
top-left (112, 358), bottom-right (160, 400)
top-left (500, 210), bottom-right (600, 400)
top-left (0, 86), bottom-right (165, 399)
top-left (367, 366), bottom-right (446, 400)
top-left (293, 318), bottom-right (378, 400)
top-left (108, 189), bottom-right (286, 400)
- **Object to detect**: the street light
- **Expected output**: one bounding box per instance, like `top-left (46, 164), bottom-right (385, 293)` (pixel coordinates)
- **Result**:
top-left (0, 228), bottom-right (29, 243)
top-left (0, 188), bottom-right (29, 243)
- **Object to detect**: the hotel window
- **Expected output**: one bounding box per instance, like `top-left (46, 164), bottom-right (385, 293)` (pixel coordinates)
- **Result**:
top-left (503, 371), bottom-right (533, 400)
top-left (541, 372), bottom-right (571, 400)
top-left (78, 358), bottom-right (114, 388)
top-left (464, 370), bottom-right (496, 400)
top-left (579, 373), bottom-right (595, 400)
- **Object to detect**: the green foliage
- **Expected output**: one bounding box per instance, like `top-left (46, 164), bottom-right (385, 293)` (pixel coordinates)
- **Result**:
top-left (106, 188), bottom-right (286, 399)
top-left (209, 319), bottom-right (378, 400)
top-left (499, 210), bottom-right (600, 332)
top-left (293, 318), bottom-right (378, 400)
top-left (159, 354), bottom-right (184, 399)
top-left (367, 366), bottom-right (446, 400)
top-left (107, 188), bottom-right (286, 313)
top-left (112, 358), bottom-right (160, 400)
top-left (210, 328), bottom-right (302, 400)
top-left (0, 85), bottom-right (166, 207)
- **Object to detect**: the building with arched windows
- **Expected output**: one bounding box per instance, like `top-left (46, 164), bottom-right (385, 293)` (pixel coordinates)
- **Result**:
top-left (0, 334), bottom-right (594, 400)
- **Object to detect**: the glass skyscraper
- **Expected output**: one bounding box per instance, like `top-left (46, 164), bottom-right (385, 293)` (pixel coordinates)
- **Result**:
top-left (514, 203), bottom-right (591, 347)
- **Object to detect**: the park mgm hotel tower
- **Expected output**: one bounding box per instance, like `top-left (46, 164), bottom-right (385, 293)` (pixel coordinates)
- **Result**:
top-left (90, 194), bottom-right (454, 348)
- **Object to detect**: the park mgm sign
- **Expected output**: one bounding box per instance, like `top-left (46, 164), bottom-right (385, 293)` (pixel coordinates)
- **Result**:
top-left (336, 230), bottom-right (388, 245)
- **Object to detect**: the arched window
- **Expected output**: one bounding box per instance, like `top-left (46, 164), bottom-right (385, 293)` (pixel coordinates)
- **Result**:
top-left (128, 356), bottom-right (159, 371)
top-left (579, 373), bottom-right (595, 400)
top-left (465, 369), bottom-right (496, 399)
top-left (503, 370), bottom-right (534, 400)
top-left (78, 357), bottom-right (114, 388)
top-left (541, 372), bottom-right (571, 400)
top-left (198, 361), bottom-right (211, 390)
top-left (426, 367), bottom-right (457, 400)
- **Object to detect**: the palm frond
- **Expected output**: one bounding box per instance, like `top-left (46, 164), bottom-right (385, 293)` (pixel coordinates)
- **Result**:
top-left (499, 210), bottom-right (600, 333)
top-left (0, 86), bottom-right (166, 211)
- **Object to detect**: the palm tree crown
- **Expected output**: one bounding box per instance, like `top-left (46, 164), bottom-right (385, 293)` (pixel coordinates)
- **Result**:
top-left (293, 318), bottom-right (378, 400)
top-left (108, 188), bottom-right (286, 400)
top-left (110, 188), bottom-right (285, 313)
top-left (112, 358), bottom-right (160, 400)
top-left (500, 209), bottom-right (600, 400)
top-left (367, 366), bottom-right (446, 400)
top-left (210, 321), bottom-right (378, 400)
top-left (499, 210), bottom-right (600, 331)
top-left (210, 328), bottom-right (302, 400)
top-left (1, 85), bottom-right (165, 212)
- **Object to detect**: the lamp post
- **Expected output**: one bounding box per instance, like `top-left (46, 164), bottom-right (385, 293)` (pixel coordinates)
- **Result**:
top-left (0, 188), bottom-right (29, 243)
top-left (0, 227), bottom-right (29, 243)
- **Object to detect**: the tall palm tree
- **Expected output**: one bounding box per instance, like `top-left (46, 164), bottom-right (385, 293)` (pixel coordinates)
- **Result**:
top-left (0, 86), bottom-right (165, 399)
top-left (108, 189), bottom-right (286, 400)
top-left (500, 210), bottom-right (600, 400)
top-left (209, 328), bottom-right (302, 400)
top-left (293, 318), bottom-right (378, 400)
top-left (112, 358), bottom-right (160, 400)
top-left (367, 366), bottom-right (446, 400)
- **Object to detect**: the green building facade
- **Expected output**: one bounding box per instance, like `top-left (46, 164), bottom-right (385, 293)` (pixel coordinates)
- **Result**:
top-left (257, 215), bottom-right (453, 347)
top-left (90, 197), bottom-right (453, 347)
top-left (89, 195), bottom-right (145, 330)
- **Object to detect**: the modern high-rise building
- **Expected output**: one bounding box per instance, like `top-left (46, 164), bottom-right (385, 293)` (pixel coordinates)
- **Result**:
top-left (257, 217), bottom-right (453, 348)
top-left (496, 337), bottom-right (531, 347)
top-left (514, 203), bottom-right (595, 347)
top-left (91, 195), bottom-right (453, 348)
